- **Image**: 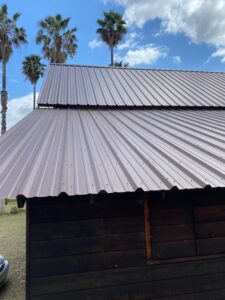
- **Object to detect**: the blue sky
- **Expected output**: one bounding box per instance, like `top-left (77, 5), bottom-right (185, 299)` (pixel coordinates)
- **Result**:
top-left (4, 0), bottom-right (225, 127)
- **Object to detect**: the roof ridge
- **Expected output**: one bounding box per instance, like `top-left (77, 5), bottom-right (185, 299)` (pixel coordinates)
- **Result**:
top-left (49, 63), bottom-right (225, 74)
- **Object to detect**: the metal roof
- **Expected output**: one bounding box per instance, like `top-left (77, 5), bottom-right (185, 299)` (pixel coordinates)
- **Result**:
top-left (38, 64), bottom-right (225, 108)
top-left (1, 108), bottom-right (225, 199)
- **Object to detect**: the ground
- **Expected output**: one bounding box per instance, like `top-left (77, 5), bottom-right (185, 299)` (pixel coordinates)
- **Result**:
top-left (0, 200), bottom-right (26, 300)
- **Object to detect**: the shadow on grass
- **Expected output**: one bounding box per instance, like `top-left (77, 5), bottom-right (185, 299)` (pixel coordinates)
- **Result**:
top-left (0, 281), bottom-right (11, 298)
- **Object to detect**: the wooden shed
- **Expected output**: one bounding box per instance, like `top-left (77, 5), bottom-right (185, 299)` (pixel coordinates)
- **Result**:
top-left (1, 64), bottom-right (225, 299)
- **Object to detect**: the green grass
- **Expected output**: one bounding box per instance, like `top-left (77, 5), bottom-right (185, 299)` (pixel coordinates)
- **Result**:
top-left (4, 199), bottom-right (25, 214)
top-left (0, 200), bottom-right (26, 300)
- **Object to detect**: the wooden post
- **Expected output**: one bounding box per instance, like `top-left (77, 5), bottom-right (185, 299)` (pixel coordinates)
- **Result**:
top-left (144, 194), bottom-right (151, 260)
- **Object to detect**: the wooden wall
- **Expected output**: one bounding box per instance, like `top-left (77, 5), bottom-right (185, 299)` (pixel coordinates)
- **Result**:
top-left (27, 189), bottom-right (225, 300)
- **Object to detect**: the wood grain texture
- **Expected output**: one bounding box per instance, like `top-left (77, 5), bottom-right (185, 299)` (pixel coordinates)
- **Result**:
top-left (30, 272), bottom-right (225, 300)
top-left (30, 232), bottom-right (145, 258)
top-left (28, 190), bottom-right (225, 300)
top-left (30, 258), bottom-right (225, 296)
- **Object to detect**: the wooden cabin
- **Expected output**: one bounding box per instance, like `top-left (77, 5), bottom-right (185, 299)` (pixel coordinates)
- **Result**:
top-left (24, 188), bottom-right (225, 299)
top-left (1, 65), bottom-right (225, 299)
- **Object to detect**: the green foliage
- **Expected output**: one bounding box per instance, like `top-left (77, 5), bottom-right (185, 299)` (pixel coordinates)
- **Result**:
top-left (0, 4), bottom-right (27, 63)
top-left (10, 207), bottom-right (19, 214)
top-left (36, 14), bottom-right (78, 63)
top-left (5, 198), bottom-right (11, 205)
top-left (97, 11), bottom-right (127, 49)
top-left (22, 55), bottom-right (45, 85)
top-left (97, 11), bottom-right (126, 65)
top-left (9, 205), bottom-right (23, 214)
top-left (112, 60), bottom-right (129, 67)
top-left (0, 3), bottom-right (27, 134)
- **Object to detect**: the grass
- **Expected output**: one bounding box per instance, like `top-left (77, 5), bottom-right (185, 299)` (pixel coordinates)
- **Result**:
top-left (4, 200), bottom-right (25, 214)
top-left (0, 200), bottom-right (26, 300)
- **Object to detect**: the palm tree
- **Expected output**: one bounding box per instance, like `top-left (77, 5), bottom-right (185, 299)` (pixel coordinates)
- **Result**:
top-left (22, 55), bottom-right (46, 110)
top-left (36, 14), bottom-right (77, 63)
top-left (97, 11), bottom-right (127, 66)
top-left (0, 4), bottom-right (27, 135)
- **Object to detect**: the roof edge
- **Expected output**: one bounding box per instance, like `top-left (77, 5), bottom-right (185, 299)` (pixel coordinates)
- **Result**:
top-left (15, 186), bottom-right (225, 206)
top-left (37, 104), bottom-right (225, 111)
top-left (49, 63), bottom-right (225, 74)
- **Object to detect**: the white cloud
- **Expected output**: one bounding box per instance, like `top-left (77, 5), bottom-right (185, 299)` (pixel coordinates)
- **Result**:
top-left (88, 39), bottom-right (103, 49)
top-left (114, 53), bottom-right (123, 62)
top-left (109, 0), bottom-right (225, 47)
top-left (172, 55), bottom-right (181, 64)
top-left (121, 44), bottom-right (167, 66)
top-left (9, 79), bottom-right (19, 84)
top-left (7, 93), bottom-right (38, 129)
top-left (117, 32), bottom-right (139, 50)
top-left (211, 47), bottom-right (225, 63)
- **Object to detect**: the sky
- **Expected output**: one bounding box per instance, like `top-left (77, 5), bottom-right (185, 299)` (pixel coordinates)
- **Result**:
top-left (4, 0), bottom-right (225, 128)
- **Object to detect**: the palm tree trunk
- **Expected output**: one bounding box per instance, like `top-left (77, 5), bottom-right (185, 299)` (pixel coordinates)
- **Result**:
top-left (1, 57), bottom-right (7, 135)
top-left (33, 84), bottom-right (36, 110)
top-left (111, 47), bottom-right (114, 66)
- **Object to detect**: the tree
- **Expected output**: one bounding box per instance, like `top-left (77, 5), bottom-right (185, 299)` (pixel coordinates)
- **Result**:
top-left (0, 4), bottom-right (27, 135)
top-left (97, 11), bottom-right (127, 66)
top-left (22, 55), bottom-right (46, 110)
top-left (113, 60), bottom-right (129, 68)
top-left (36, 14), bottom-right (77, 63)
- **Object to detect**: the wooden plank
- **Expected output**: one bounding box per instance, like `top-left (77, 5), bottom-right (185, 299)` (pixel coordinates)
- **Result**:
top-left (195, 221), bottom-right (225, 238)
top-left (30, 272), bottom-right (225, 300)
top-left (30, 200), bottom-right (143, 223)
top-left (197, 237), bottom-right (225, 255)
top-left (30, 258), bottom-right (225, 296)
top-left (151, 207), bottom-right (193, 225)
top-left (30, 198), bottom-right (142, 212)
top-left (193, 192), bottom-right (225, 207)
top-left (152, 224), bottom-right (194, 242)
top-left (30, 192), bottom-right (140, 207)
top-left (144, 196), bottom-right (151, 259)
top-left (30, 232), bottom-right (145, 258)
top-left (152, 240), bottom-right (196, 260)
top-left (150, 196), bottom-right (191, 210)
top-left (151, 288), bottom-right (225, 300)
top-left (194, 205), bottom-right (225, 222)
top-left (30, 216), bottom-right (144, 241)
top-left (30, 249), bottom-right (146, 277)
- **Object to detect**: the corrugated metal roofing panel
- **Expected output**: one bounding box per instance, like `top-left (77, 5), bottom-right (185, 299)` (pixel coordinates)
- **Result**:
top-left (38, 64), bottom-right (225, 107)
top-left (1, 108), bottom-right (225, 199)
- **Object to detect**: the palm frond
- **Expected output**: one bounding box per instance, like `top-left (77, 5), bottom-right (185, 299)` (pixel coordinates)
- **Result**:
top-left (22, 55), bottom-right (46, 84)
top-left (0, 5), bottom-right (27, 62)
top-left (12, 12), bottom-right (21, 22)
top-left (36, 14), bottom-right (78, 63)
top-left (1, 4), bottom-right (7, 16)
top-left (96, 11), bottom-right (127, 49)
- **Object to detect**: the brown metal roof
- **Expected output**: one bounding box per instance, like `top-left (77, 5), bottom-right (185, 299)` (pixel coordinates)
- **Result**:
top-left (1, 108), bottom-right (225, 199)
top-left (38, 64), bottom-right (225, 108)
